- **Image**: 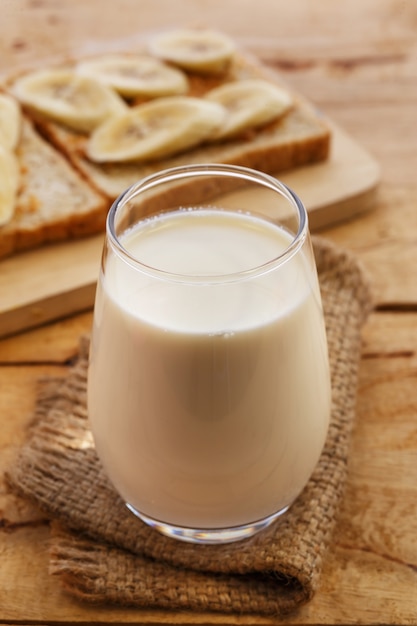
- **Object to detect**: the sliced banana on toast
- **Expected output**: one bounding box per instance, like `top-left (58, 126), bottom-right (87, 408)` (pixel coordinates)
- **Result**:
top-left (12, 69), bottom-right (127, 133)
top-left (149, 29), bottom-right (236, 75)
top-left (0, 93), bottom-right (22, 150)
top-left (76, 54), bottom-right (189, 98)
top-left (0, 145), bottom-right (19, 226)
top-left (87, 96), bottom-right (226, 163)
top-left (205, 79), bottom-right (293, 140)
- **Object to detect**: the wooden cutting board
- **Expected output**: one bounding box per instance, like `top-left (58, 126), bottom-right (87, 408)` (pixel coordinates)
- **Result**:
top-left (0, 119), bottom-right (380, 339)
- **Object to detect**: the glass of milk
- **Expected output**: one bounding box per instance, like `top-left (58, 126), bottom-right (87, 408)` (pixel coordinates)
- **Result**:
top-left (88, 164), bottom-right (331, 544)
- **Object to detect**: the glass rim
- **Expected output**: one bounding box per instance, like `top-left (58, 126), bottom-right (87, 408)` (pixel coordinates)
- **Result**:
top-left (106, 163), bottom-right (309, 283)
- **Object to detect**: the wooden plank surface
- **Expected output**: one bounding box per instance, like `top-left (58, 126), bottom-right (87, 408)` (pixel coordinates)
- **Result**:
top-left (1, 0), bottom-right (417, 624)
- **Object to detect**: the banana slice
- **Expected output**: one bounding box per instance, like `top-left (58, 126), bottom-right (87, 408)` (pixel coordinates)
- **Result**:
top-left (87, 96), bottom-right (226, 163)
top-left (0, 145), bottom-right (19, 226)
top-left (205, 79), bottom-right (293, 140)
top-left (12, 69), bottom-right (127, 133)
top-left (149, 29), bottom-right (235, 75)
top-left (76, 54), bottom-right (189, 98)
top-left (0, 93), bottom-right (22, 150)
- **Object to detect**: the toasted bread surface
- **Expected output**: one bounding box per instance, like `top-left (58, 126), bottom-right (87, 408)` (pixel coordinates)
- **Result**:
top-left (0, 119), bottom-right (107, 259)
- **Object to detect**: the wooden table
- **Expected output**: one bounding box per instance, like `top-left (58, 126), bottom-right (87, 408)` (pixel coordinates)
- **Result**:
top-left (1, 0), bottom-right (417, 623)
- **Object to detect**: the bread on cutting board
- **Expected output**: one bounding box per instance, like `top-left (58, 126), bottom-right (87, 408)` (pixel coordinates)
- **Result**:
top-left (0, 28), bottom-right (331, 259)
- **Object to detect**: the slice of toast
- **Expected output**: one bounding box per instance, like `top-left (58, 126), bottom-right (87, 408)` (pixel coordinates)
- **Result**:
top-left (0, 118), bottom-right (108, 259)
top-left (21, 49), bottom-right (330, 202)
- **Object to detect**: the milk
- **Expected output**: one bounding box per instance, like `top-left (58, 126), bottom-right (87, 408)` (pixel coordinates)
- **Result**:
top-left (88, 209), bottom-right (331, 529)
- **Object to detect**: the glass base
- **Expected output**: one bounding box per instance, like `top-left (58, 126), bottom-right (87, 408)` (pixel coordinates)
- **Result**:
top-left (125, 502), bottom-right (290, 544)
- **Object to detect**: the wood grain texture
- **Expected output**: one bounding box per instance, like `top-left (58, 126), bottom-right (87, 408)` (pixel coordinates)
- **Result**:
top-left (1, 0), bottom-right (417, 623)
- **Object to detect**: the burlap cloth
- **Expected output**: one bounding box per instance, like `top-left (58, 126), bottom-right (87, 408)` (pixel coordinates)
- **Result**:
top-left (6, 237), bottom-right (372, 617)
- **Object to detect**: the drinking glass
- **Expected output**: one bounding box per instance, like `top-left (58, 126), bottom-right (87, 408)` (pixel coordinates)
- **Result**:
top-left (87, 163), bottom-right (331, 544)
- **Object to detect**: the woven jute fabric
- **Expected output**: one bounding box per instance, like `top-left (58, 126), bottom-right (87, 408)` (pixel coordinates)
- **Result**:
top-left (7, 236), bottom-right (372, 617)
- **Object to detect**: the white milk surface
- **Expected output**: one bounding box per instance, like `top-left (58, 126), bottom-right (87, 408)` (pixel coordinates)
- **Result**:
top-left (88, 209), bottom-right (331, 528)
